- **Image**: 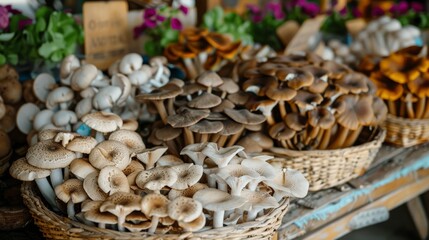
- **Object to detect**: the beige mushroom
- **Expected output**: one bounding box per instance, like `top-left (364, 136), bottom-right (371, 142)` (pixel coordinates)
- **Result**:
top-left (70, 158), bottom-right (96, 180)
top-left (55, 178), bottom-right (88, 218)
top-left (141, 193), bottom-right (169, 233)
top-left (135, 146), bottom-right (168, 169)
top-left (241, 189), bottom-right (279, 221)
top-left (82, 112), bottom-right (123, 142)
top-left (89, 140), bottom-right (130, 170)
top-left (100, 192), bottom-right (142, 231)
top-left (109, 129), bottom-right (145, 153)
top-left (135, 166), bottom-right (178, 193)
top-left (98, 166), bottom-right (130, 195)
top-left (170, 164), bottom-right (203, 190)
top-left (168, 196), bottom-right (202, 223)
top-left (83, 171), bottom-right (108, 201)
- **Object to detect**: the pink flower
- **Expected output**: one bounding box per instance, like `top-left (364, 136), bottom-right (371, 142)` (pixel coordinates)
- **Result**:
top-left (0, 6), bottom-right (9, 30)
top-left (171, 18), bottom-right (182, 30)
top-left (179, 5), bottom-right (189, 15)
top-left (144, 19), bottom-right (157, 28)
top-left (144, 8), bottom-right (157, 19)
top-left (390, 1), bottom-right (408, 15)
top-left (157, 14), bottom-right (166, 22)
top-left (18, 19), bottom-right (32, 30)
top-left (411, 2), bottom-right (424, 12)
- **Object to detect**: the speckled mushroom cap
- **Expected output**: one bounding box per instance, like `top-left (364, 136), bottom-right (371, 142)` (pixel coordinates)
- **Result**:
top-left (55, 178), bottom-right (88, 203)
top-left (89, 140), bottom-right (131, 170)
top-left (26, 140), bottom-right (76, 169)
top-left (66, 136), bottom-right (98, 154)
top-left (83, 171), bottom-right (108, 201)
top-left (169, 163), bottom-right (203, 190)
top-left (141, 193), bottom-right (169, 218)
top-left (9, 157), bottom-right (51, 181)
top-left (82, 112), bottom-right (123, 133)
top-left (98, 166), bottom-right (130, 195)
top-left (168, 196), bottom-right (202, 222)
top-left (136, 83), bottom-right (183, 102)
top-left (108, 129), bottom-right (145, 152)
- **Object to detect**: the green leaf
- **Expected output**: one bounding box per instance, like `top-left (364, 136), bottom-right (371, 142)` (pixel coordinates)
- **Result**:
top-left (0, 54), bottom-right (6, 66)
top-left (0, 33), bottom-right (15, 42)
top-left (38, 40), bottom-right (65, 58)
top-left (36, 18), bottom-right (47, 32)
top-left (6, 54), bottom-right (18, 65)
top-left (36, 6), bottom-right (53, 20)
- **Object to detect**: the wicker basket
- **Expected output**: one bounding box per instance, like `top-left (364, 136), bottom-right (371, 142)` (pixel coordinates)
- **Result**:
top-left (0, 206), bottom-right (31, 230)
top-left (268, 128), bottom-right (386, 191)
top-left (383, 114), bottom-right (429, 147)
top-left (22, 182), bottom-right (289, 240)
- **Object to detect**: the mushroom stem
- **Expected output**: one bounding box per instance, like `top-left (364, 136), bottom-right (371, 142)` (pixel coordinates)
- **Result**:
top-left (387, 100), bottom-right (397, 116)
top-left (165, 140), bottom-right (179, 157)
top-left (60, 102), bottom-right (68, 110)
top-left (95, 132), bottom-right (105, 143)
top-left (207, 175), bottom-right (217, 188)
top-left (117, 213), bottom-right (126, 232)
top-left (183, 128), bottom-right (194, 145)
top-left (247, 209), bottom-right (260, 221)
top-left (217, 135), bottom-right (228, 147)
top-left (265, 114), bottom-right (275, 126)
top-left (50, 169), bottom-right (63, 188)
top-left (423, 98), bottom-right (429, 118)
top-left (289, 102), bottom-right (298, 113)
top-left (318, 128), bottom-right (331, 150)
top-left (167, 98), bottom-right (176, 116)
top-left (98, 223), bottom-right (106, 229)
top-left (213, 211), bottom-right (225, 228)
top-left (211, 133), bottom-right (221, 143)
top-left (35, 178), bottom-right (59, 211)
top-left (153, 100), bottom-right (168, 125)
top-left (343, 125), bottom-right (363, 148)
top-left (406, 99), bottom-right (415, 119)
top-left (148, 216), bottom-right (160, 233)
top-left (67, 200), bottom-right (75, 219)
top-left (328, 126), bottom-right (349, 149)
top-left (305, 126), bottom-right (319, 146)
top-left (200, 133), bottom-right (209, 143)
top-left (416, 98), bottom-right (426, 119)
top-left (399, 101), bottom-right (406, 117)
top-left (64, 167), bottom-right (70, 180)
top-left (226, 128), bottom-right (244, 147)
top-left (279, 101), bottom-right (286, 119)
top-left (183, 58), bottom-right (197, 80)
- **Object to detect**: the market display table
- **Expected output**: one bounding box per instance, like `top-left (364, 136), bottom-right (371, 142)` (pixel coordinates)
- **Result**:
top-left (276, 144), bottom-right (429, 240)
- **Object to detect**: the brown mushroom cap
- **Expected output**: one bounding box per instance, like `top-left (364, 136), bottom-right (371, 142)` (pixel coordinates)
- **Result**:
top-left (187, 93), bottom-right (222, 109)
top-left (243, 75), bottom-right (278, 96)
top-left (189, 120), bottom-right (224, 135)
top-left (212, 99), bottom-right (236, 113)
top-left (219, 119), bottom-right (244, 136)
top-left (196, 71), bottom-right (224, 89)
top-left (204, 32), bottom-right (232, 51)
top-left (285, 112), bottom-right (308, 131)
top-left (224, 108), bottom-right (266, 125)
top-left (155, 125), bottom-right (182, 141)
top-left (334, 94), bottom-right (374, 130)
top-left (66, 136), bottom-right (98, 154)
top-left (269, 122), bottom-right (295, 140)
top-left (369, 72), bottom-right (403, 100)
top-left (98, 166), bottom-right (130, 195)
top-left (293, 90), bottom-right (324, 110)
top-left (334, 72), bottom-right (369, 94)
top-left (227, 92), bottom-right (251, 105)
top-left (302, 66), bottom-right (329, 93)
top-left (168, 183), bottom-right (208, 200)
top-left (26, 140), bottom-right (76, 169)
top-left (108, 130), bottom-right (145, 152)
top-left (179, 28), bottom-right (209, 42)
top-left (83, 171), bottom-right (108, 201)
top-left (141, 193), bottom-right (169, 218)
top-left (408, 72), bottom-right (429, 98)
top-left (70, 158), bottom-right (96, 180)
top-left (82, 112), bottom-right (123, 133)
top-left (266, 81), bottom-right (297, 101)
top-left (218, 78), bottom-right (239, 95)
top-left (167, 107), bottom-right (210, 128)
top-left (168, 196), bottom-right (202, 222)
top-left (136, 83), bottom-right (183, 102)
top-left (319, 60), bottom-right (352, 79)
top-left (307, 107), bottom-right (335, 129)
top-left (277, 68), bottom-right (314, 90)
top-left (89, 140), bottom-right (131, 170)
top-left (9, 157), bottom-right (51, 181)
top-left (55, 178), bottom-right (88, 204)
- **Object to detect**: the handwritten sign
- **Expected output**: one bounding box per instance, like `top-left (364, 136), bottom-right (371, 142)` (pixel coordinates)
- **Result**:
top-left (83, 1), bottom-right (129, 70)
top-left (346, 18), bottom-right (367, 38)
top-left (285, 15), bottom-right (326, 54)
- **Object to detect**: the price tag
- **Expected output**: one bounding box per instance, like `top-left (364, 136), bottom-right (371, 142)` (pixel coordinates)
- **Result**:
top-left (83, 1), bottom-right (129, 70)
top-left (285, 15), bottom-right (326, 54)
top-left (346, 18), bottom-right (367, 38)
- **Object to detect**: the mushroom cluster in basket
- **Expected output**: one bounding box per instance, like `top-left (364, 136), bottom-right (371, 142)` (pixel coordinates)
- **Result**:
top-left (16, 53), bottom-right (172, 144)
top-left (234, 52), bottom-right (388, 151)
top-left (359, 46), bottom-right (429, 119)
top-left (9, 112), bottom-right (309, 233)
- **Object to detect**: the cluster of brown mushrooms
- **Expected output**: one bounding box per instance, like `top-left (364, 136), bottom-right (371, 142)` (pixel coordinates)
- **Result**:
top-left (10, 111), bottom-right (309, 233)
top-left (164, 28), bottom-right (242, 79)
top-left (234, 52), bottom-right (388, 150)
top-left (358, 46), bottom-right (429, 119)
top-left (137, 71), bottom-right (272, 156)
top-left (16, 53), bottom-right (172, 144)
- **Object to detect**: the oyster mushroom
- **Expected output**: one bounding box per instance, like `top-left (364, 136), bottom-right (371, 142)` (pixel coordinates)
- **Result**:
top-left (100, 192), bottom-right (142, 231)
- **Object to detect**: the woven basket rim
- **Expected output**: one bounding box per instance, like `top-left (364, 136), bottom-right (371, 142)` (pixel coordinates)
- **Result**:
top-left (21, 181), bottom-right (289, 239)
top-left (268, 127), bottom-right (385, 157)
top-left (386, 114), bottom-right (429, 123)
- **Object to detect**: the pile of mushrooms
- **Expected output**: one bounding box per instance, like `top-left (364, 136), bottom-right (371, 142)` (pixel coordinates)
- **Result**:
top-left (322, 40), bottom-right (359, 67)
top-left (0, 65), bottom-right (22, 175)
top-left (235, 52), bottom-right (387, 151)
top-left (16, 53), bottom-right (173, 144)
top-left (10, 113), bottom-right (309, 233)
top-left (164, 28), bottom-right (242, 80)
top-left (351, 16), bottom-right (421, 59)
top-left (137, 71), bottom-right (270, 156)
top-left (358, 46), bottom-right (429, 119)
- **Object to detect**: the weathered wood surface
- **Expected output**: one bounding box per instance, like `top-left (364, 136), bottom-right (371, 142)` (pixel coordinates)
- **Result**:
top-left (277, 143), bottom-right (429, 240)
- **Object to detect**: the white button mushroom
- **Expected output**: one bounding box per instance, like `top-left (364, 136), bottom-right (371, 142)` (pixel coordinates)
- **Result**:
top-left (119, 53), bottom-right (143, 74)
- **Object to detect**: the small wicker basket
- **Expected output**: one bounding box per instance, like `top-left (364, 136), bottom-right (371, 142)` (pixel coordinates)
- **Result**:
top-left (268, 128), bottom-right (386, 191)
top-left (383, 114), bottom-right (429, 147)
top-left (22, 182), bottom-right (289, 240)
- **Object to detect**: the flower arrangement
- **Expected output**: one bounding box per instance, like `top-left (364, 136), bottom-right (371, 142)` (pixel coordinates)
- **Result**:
top-left (0, 6), bottom-right (83, 66)
top-left (134, 5), bottom-right (189, 56)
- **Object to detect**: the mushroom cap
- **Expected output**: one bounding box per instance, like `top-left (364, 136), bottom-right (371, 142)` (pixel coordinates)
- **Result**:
top-left (180, 142), bottom-right (208, 166)
top-left (334, 94), bottom-right (374, 130)
top-left (33, 109), bottom-right (55, 131)
top-left (218, 78), bottom-right (239, 94)
top-left (224, 108), bottom-right (266, 125)
top-left (37, 129), bottom-right (63, 142)
top-left (100, 192), bottom-right (142, 217)
top-left (187, 92), bottom-right (222, 109)
top-left (370, 72), bottom-right (403, 100)
top-left (83, 171), bottom-right (108, 201)
top-left (212, 99), bottom-right (235, 113)
top-left (217, 41), bottom-right (242, 60)
top-left (219, 119), bottom-right (244, 136)
top-left (269, 122), bottom-right (295, 140)
top-left (285, 112), bottom-right (308, 132)
top-left (141, 193), bottom-right (169, 217)
top-left (193, 188), bottom-right (247, 211)
top-left (307, 107), bottom-right (335, 129)
top-left (70, 158), bottom-right (97, 180)
top-left (33, 73), bottom-right (57, 102)
top-left (241, 189), bottom-right (279, 211)
top-left (89, 140), bottom-right (131, 170)
top-left (334, 72), bottom-right (369, 94)
top-left (170, 164), bottom-right (203, 190)
top-left (92, 86), bottom-right (122, 110)
top-left (26, 140), bottom-right (76, 169)
top-left (189, 120), bottom-right (224, 135)
top-left (196, 71), bottom-right (224, 88)
top-left (180, 28), bottom-right (209, 42)
top-left (202, 143), bottom-right (244, 168)
top-left (168, 183), bottom-right (208, 200)
top-left (168, 196), bottom-right (202, 222)
top-left (75, 98), bottom-right (93, 119)
top-left (16, 103), bottom-right (40, 134)
top-left (109, 129), bottom-right (145, 152)
top-left (178, 212), bottom-right (206, 232)
top-left (82, 112), bottom-right (123, 133)
top-left (380, 54), bottom-right (429, 83)
top-left (123, 222), bottom-right (152, 232)
top-left (70, 64), bottom-right (98, 91)
top-left (66, 136), bottom-right (98, 154)
top-left (372, 97), bottom-right (388, 124)
top-left (60, 55), bottom-right (80, 79)
top-left (135, 146), bottom-right (168, 167)
top-left (264, 168), bottom-right (309, 198)
top-left (0, 104), bottom-right (15, 133)
top-left (227, 91), bottom-right (251, 105)
top-left (98, 166), bottom-right (130, 195)
top-left (157, 155), bottom-right (184, 167)
top-left (216, 164), bottom-right (260, 183)
top-left (119, 53), bottom-right (143, 75)
top-left (136, 166), bottom-right (178, 191)
top-left (278, 68), bottom-right (314, 89)
top-left (167, 107), bottom-right (210, 128)
top-left (136, 83), bottom-right (183, 102)
top-left (52, 110), bottom-right (78, 127)
top-left (123, 160), bottom-right (145, 176)
top-left (243, 75), bottom-right (278, 96)
top-left (121, 119), bottom-right (139, 131)
top-left (55, 178), bottom-right (88, 203)
top-left (45, 86), bottom-right (74, 109)
top-left (265, 82), bottom-right (297, 101)
top-left (204, 32), bottom-right (232, 51)
top-left (111, 73), bottom-right (132, 105)
top-left (9, 157), bottom-right (51, 181)
top-left (293, 90), bottom-right (323, 111)
top-left (155, 125), bottom-right (182, 141)
top-left (408, 72), bottom-right (429, 98)
top-left (83, 200), bottom-right (118, 224)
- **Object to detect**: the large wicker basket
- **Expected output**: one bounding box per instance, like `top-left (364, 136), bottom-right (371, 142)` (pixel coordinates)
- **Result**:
top-left (383, 114), bottom-right (429, 147)
top-left (268, 128), bottom-right (386, 191)
top-left (22, 182), bottom-right (289, 240)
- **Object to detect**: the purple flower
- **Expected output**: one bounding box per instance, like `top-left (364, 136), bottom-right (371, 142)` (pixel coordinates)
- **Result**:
top-left (179, 5), bottom-right (189, 15)
top-left (171, 18), bottom-right (182, 30)
top-left (371, 6), bottom-right (385, 17)
top-left (156, 14), bottom-right (166, 22)
top-left (352, 7), bottom-right (362, 17)
top-left (301, 2), bottom-right (320, 17)
top-left (267, 2), bottom-right (285, 20)
top-left (247, 4), bottom-right (261, 14)
top-left (0, 7), bottom-right (9, 30)
top-left (133, 25), bottom-right (145, 39)
top-left (18, 19), bottom-right (32, 30)
top-left (4, 5), bottom-right (21, 14)
top-left (286, 0), bottom-right (306, 10)
top-left (339, 7), bottom-right (347, 16)
top-left (411, 2), bottom-right (424, 12)
top-left (390, 1), bottom-right (409, 15)
top-left (144, 19), bottom-right (157, 28)
top-left (144, 8), bottom-right (157, 19)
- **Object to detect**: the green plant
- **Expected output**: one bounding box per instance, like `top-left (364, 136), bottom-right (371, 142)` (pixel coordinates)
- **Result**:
top-left (320, 10), bottom-right (352, 35)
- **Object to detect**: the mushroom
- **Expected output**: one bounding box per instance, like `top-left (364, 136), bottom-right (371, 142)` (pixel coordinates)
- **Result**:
top-left (155, 126), bottom-right (182, 156)
top-left (119, 53), bottom-right (143, 75)
top-left (82, 112), bottom-right (123, 142)
top-left (83, 171), bottom-right (108, 201)
top-left (89, 140), bottom-right (130, 170)
top-left (109, 129), bottom-right (145, 153)
top-left (70, 64), bottom-right (99, 91)
top-left (66, 136), bottom-right (98, 158)
top-left (168, 196), bottom-right (202, 223)
top-left (196, 71), bottom-right (223, 93)
top-left (202, 143), bottom-right (244, 168)
top-left (60, 55), bottom-right (80, 84)
top-left (178, 212), bottom-right (206, 232)
top-left (98, 166), bottom-right (130, 195)
top-left (9, 158), bottom-right (58, 210)
top-left (170, 163), bottom-right (203, 190)
top-left (216, 164), bottom-right (260, 196)
top-left (167, 107), bottom-right (210, 145)
top-left (370, 71), bottom-right (403, 116)
top-left (241, 157), bottom-right (276, 190)
top-left (33, 109), bottom-right (55, 131)
top-left (135, 146), bottom-right (168, 169)
top-left (45, 86), bottom-right (74, 110)
top-left (135, 166), bottom-right (177, 193)
top-left (141, 193), bottom-right (170, 233)
top-left (241, 189), bottom-right (278, 221)
top-left (52, 110), bottom-right (78, 131)
top-left (100, 192), bottom-right (142, 231)
top-left (75, 98), bottom-right (93, 119)
top-left (55, 178), bottom-right (88, 218)
top-left (180, 142), bottom-right (208, 166)
top-left (33, 73), bottom-right (57, 102)
top-left (82, 200), bottom-right (117, 228)
top-left (122, 160), bottom-right (145, 176)
top-left (168, 183), bottom-right (208, 200)
top-left (264, 168), bottom-right (309, 201)
top-left (92, 86), bottom-right (122, 112)
top-left (193, 188), bottom-right (247, 228)
top-left (156, 155), bottom-right (184, 167)
top-left (189, 120), bottom-right (223, 143)
top-left (70, 158), bottom-right (96, 180)
top-left (111, 73), bottom-right (132, 106)
top-left (16, 103), bottom-right (40, 134)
